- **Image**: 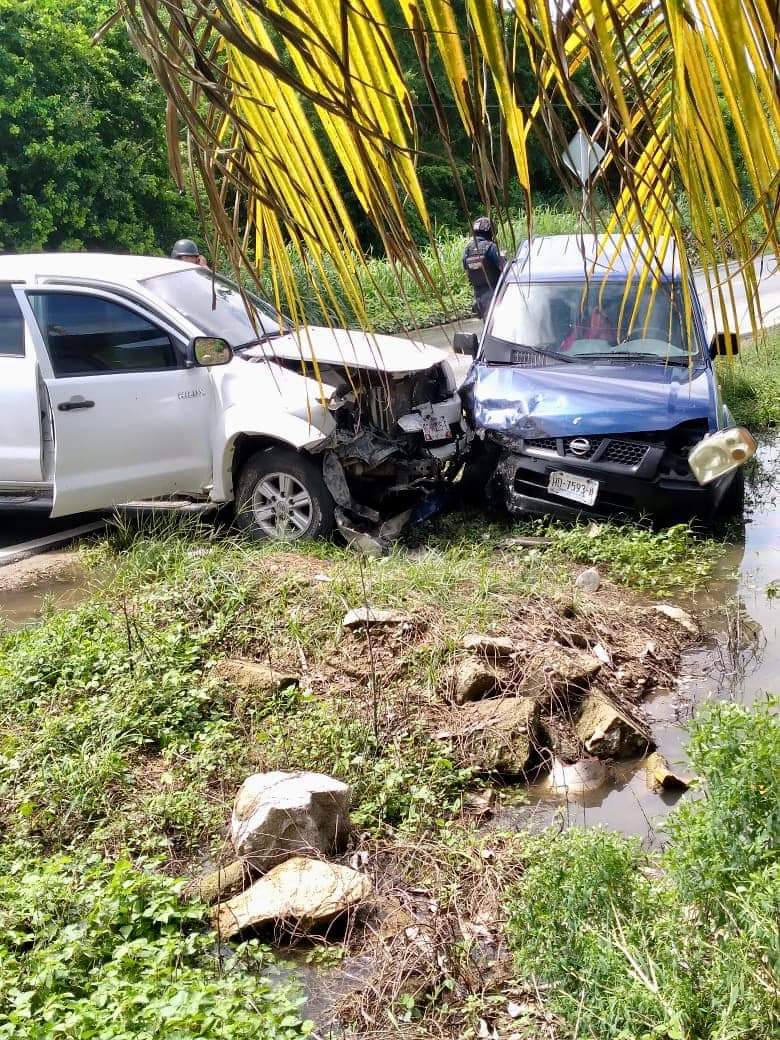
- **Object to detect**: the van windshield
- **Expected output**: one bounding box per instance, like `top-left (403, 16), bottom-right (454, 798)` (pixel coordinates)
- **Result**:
top-left (483, 278), bottom-right (698, 366)
top-left (142, 268), bottom-right (289, 348)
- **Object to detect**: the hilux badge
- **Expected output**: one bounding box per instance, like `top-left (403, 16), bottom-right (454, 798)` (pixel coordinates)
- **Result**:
top-left (569, 437), bottom-right (591, 456)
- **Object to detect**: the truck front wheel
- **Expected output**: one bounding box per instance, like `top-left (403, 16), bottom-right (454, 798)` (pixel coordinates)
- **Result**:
top-left (235, 448), bottom-right (335, 541)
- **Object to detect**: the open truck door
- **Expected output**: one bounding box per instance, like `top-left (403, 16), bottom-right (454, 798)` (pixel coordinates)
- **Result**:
top-left (15, 286), bottom-right (213, 518)
top-left (0, 284), bottom-right (48, 505)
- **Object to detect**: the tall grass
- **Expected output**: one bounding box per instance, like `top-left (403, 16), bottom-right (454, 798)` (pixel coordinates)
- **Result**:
top-left (251, 205), bottom-right (582, 333)
top-left (719, 328), bottom-right (780, 429)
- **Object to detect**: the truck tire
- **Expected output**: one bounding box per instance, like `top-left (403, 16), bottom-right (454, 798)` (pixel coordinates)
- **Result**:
top-left (718, 466), bottom-right (746, 517)
top-left (235, 448), bottom-right (335, 541)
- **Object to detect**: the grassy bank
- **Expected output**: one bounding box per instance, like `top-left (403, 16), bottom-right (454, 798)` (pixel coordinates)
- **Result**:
top-left (0, 516), bottom-right (728, 1037)
top-left (719, 328), bottom-right (780, 430)
top-left (507, 700), bottom-right (779, 1040)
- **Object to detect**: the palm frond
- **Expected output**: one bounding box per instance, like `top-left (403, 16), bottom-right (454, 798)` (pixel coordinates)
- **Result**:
top-left (119, 0), bottom-right (779, 339)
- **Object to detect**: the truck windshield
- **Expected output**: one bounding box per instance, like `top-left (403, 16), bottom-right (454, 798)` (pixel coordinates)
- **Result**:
top-left (483, 278), bottom-right (698, 366)
top-left (142, 268), bottom-right (289, 348)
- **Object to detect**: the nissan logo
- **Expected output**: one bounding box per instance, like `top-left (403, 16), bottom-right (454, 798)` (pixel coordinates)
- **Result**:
top-left (569, 437), bottom-right (591, 456)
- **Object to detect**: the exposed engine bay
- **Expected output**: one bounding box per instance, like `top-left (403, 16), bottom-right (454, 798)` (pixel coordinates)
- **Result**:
top-left (274, 356), bottom-right (470, 549)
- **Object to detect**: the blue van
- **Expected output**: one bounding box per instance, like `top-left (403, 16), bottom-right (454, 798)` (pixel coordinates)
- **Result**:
top-left (455, 235), bottom-right (752, 520)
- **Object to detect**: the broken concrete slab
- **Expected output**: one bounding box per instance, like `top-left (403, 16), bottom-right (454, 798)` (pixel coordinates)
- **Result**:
top-left (544, 647), bottom-right (602, 685)
top-left (451, 657), bottom-right (498, 705)
top-left (462, 633), bottom-right (515, 657)
top-left (538, 714), bottom-right (583, 761)
top-left (654, 604), bottom-right (698, 635)
top-left (575, 694), bottom-right (651, 758)
top-left (213, 856), bottom-right (371, 938)
top-left (215, 658), bottom-right (299, 696)
top-left (542, 756), bottom-right (607, 796)
top-left (645, 751), bottom-right (692, 791)
top-left (443, 696), bottom-right (539, 774)
top-left (185, 859), bottom-right (248, 905)
top-left (342, 606), bottom-right (411, 628)
top-left (231, 771), bottom-right (351, 869)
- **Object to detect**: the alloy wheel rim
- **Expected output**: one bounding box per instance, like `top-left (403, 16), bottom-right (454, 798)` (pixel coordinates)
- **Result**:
top-left (251, 472), bottom-right (313, 539)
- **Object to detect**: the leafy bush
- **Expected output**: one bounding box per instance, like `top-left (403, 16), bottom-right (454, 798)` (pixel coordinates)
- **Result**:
top-left (0, 0), bottom-right (196, 253)
top-left (506, 701), bottom-right (780, 1040)
top-left (541, 520), bottom-right (717, 592)
top-left (0, 846), bottom-right (308, 1039)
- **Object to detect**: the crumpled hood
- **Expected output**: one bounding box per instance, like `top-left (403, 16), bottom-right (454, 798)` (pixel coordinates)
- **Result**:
top-left (246, 325), bottom-right (446, 373)
top-left (464, 361), bottom-right (717, 439)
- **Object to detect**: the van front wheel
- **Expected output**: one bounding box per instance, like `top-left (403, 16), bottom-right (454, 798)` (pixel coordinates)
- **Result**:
top-left (235, 448), bottom-right (335, 541)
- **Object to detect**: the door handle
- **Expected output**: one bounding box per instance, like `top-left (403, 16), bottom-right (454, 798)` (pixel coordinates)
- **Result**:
top-left (57, 398), bottom-right (95, 412)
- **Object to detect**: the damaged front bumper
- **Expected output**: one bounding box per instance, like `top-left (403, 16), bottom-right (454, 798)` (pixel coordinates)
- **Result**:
top-left (485, 427), bottom-right (735, 521)
top-left (313, 367), bottom-right (470, 547)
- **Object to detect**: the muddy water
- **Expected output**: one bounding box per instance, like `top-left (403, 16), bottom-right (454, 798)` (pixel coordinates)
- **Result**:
top-left (0, 551), bottom-right (94, 630)
top-left (518, 433), bottom-right (780, 842)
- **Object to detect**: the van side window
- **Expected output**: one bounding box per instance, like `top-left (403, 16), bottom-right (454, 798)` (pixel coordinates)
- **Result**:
top-left (27, 292), bottom-right (178, 376)
top-left (0, 285), bottom-right (25, 357)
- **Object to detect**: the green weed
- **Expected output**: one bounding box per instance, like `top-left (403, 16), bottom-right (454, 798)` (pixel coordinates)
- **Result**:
top-left (506, 700), bottom-right (779, 1040)
top-left (539, 519), bottom-right (717, 593)
top-left (719, 329), bottom-right (780, 430)
top-left (0, 845), bottom-right (309, 1039)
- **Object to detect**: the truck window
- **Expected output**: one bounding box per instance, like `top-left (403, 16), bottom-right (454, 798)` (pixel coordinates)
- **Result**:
top-left (27, 292), bottom-right (178, 376)
top-left (0, 285), bottom-right (25, 357)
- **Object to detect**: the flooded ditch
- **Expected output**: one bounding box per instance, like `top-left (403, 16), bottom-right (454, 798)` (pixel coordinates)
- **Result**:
top-left (513, 433), bottom-right (780, 842)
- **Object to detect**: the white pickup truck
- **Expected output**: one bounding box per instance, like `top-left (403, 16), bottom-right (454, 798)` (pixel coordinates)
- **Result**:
top-left (0, 254), bottom-right (468, 540)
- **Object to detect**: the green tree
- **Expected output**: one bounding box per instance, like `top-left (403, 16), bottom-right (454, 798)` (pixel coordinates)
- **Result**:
top-left (0, 0), bottom-right (196, 254)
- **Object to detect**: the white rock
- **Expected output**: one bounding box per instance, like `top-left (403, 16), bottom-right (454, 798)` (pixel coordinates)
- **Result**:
top-left (462, 633), bottom-right (516, 657)
top-left (212, 856), bottom-right (371, 938)
top-left (654, 604), bottom-right (697, 635)
top-left (575, 567), bottom-right (601, 592)
top-left (543, 756), bottom-right (607, 796)
top-left (230, 771), bottom-right (350, 869)
top-left (342, 606), bottom-right (410, 628)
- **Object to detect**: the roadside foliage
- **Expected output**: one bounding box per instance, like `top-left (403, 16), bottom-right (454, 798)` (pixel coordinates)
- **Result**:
top-left (118, 0), bottom-right (779, 338)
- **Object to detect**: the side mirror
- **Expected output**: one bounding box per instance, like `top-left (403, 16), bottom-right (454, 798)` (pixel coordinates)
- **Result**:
top-left (710, 331), bottom-right (739, 359)
top-left (453, 332), bottom-right (479, 357)
top-left (192, 336), bottom-right (232, 367)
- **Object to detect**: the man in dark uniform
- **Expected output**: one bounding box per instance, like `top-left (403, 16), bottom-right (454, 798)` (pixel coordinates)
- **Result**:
top-left (462, 216), bottom-right (505, 319)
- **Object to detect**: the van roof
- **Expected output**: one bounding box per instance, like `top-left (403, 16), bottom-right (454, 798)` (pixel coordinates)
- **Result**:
top-left (0, 252), bottom-right (192, 285)
top-left (511, 234), bottom-right (680, 281)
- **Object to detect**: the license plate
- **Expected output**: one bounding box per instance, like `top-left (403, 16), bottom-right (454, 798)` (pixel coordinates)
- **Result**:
top-left (422, 416), bottom-right (452, 441)
top-left (548, 470), bottom-right (599, 506)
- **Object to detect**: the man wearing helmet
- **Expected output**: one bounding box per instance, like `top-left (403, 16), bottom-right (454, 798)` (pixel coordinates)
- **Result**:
top-left (170, 239), bottom-right (209, 268)
top-left (463, 217), bottom-right (505, 319)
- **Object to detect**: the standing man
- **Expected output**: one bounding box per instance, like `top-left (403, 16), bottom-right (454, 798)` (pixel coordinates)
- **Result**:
top-left (170, 239), bottom-right (209, 268)
top-left (463, 217), bottom-right (505, 319)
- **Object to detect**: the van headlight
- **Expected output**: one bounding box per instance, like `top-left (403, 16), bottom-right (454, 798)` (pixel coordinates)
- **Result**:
top-left (688, 427), bottom-right (757, 485)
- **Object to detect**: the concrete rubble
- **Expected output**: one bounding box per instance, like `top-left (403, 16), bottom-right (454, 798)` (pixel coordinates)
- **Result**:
top-left (212, 856), bottom-right (372, 938)
top-left (215, 658), bottom-right (299, 696)
top-left (230, 770), bottom-right (351, 870)
top-left (450, 657), bottom-right (498, 704)
top-left (439, 696), bottom-right (539, 774)
top-left (575, 693), bottom-right (651, 758)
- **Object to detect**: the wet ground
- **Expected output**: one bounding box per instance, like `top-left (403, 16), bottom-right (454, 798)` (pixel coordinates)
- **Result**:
top-left (511, 433), bottom-right (780, 842)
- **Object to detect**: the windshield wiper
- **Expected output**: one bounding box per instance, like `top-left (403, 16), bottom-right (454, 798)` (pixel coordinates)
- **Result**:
top-left (483, 338), bottom-right (577, 365)
top-left (583, 351), bottom-right (692, 366)
top-left (234, 330), bottom-right (285, 352)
